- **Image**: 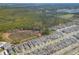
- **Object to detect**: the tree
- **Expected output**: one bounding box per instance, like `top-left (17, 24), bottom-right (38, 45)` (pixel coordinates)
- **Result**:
top-left (41, 27), bottom-right (50, 35)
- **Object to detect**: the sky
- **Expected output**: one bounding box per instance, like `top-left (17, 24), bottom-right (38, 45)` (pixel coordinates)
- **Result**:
top-left (0, 0), bottom-right (79, 3)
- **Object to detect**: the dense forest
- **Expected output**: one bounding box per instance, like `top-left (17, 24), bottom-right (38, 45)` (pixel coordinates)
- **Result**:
top-left (0, 3), bottom-right (79, 32)
top-left (0, 8), bottom-right (71, 32)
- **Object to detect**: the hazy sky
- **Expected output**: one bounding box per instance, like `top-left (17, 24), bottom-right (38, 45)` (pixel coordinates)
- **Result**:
top-left (0, 0), bottom-right (79, 3)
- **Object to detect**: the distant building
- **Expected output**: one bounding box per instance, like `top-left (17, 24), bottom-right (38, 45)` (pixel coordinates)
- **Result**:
top-left (0, 42), bottom-right (12, 50)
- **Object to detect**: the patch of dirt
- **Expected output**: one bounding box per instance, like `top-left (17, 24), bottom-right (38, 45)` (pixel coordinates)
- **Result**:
top-left (2, 32), bottom-right (12, 42)
top-left (1, 30), bottom-right (42, 44)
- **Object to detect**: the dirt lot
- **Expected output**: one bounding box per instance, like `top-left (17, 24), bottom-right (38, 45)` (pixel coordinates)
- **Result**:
top-left (1, 30), bottom-right (41, 44)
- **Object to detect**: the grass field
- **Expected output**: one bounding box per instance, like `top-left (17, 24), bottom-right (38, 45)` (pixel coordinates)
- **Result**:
top-left (58, 14), bottom-right (74, 19)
